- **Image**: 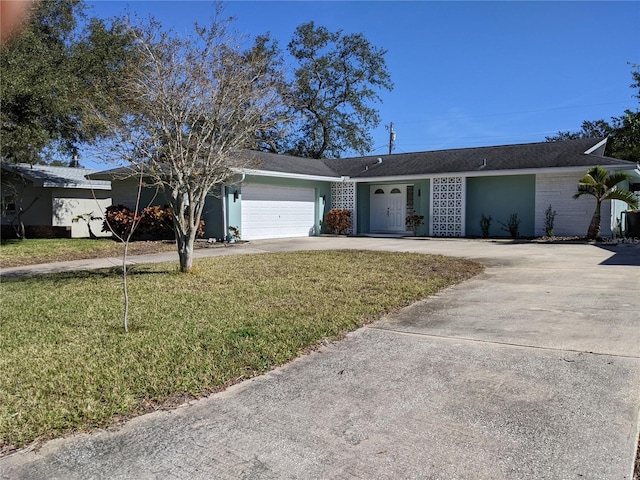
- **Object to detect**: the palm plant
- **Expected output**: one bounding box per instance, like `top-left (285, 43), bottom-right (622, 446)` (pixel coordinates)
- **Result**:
top-left (573, 166), bottom-right (639, 239)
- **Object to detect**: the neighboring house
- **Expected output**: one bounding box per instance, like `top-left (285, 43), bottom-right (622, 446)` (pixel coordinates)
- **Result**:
top-left (1, 163), bottom-right (112, 239)
top-left (91, 138), bottom-right (640, 241)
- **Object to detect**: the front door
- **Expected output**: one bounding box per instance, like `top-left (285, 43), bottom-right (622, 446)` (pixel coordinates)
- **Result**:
top-left (370, 185), bottom-right (406, 232)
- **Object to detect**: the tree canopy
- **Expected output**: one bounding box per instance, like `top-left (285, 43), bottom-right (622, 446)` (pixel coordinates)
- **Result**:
top-left (279, 22), bottom-right (393, 159)
top-left (0, 0), bottom-right (135, 164)
top-left (546, 65), bottom-right (640, 162)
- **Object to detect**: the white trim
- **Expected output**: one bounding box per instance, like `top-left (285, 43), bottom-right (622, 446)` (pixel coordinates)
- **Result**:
top-left (584, 138), bottom-right (608, 155)
top-left (235, 168), bottom-right (341, 183)
top-left (347, 164), bottom-right (636, 183)
top-left (236, 164), bottom-right (637, 184)
top-left (41, 181), bottom-right (111, 190)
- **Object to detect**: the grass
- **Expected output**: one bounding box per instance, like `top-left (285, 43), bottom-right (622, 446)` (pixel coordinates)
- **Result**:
top-left (0, 250), bottom-right (482, 453)
top-left (0, 238), bottom-right (176, 268)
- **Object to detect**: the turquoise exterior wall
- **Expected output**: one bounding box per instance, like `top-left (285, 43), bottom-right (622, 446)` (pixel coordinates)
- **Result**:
top-left (413, 180), bottom-right (430, 236)
top-left (356, 180), bottom-right (430, 235)
top-left (226, 175), bottom-right (331, 238)
top-left (466, 175), bottom-right (535, 237)
top-left (225, 184), bottom-right (242, 240)
top-left (356, 183), bottom-right (370, 234)
top-left (201, 194), bottom-right (224, 239)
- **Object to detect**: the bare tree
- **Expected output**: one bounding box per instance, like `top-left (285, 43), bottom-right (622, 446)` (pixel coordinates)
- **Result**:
top-left (103, 167), bottom-right (148, 333)
top-left (90, 10), bottom-right (285, 272)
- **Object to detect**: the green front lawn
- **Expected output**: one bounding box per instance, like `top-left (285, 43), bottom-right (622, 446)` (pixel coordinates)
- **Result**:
top-left (0, 238), bottom-right (176, 268)
top-left (0, 250), bottom-right (482, 453)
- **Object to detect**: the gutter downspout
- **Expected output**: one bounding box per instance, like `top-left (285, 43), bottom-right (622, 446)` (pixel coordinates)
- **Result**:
top-left (221, 185), bottom-right (227, 241)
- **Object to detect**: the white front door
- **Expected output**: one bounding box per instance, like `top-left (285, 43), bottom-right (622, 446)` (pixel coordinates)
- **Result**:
top-left (370, 185), bottom-right (406, 232)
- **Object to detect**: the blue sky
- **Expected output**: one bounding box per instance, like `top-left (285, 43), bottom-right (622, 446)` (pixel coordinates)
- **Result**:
top-left (86, 0), bottom-right (640, 158)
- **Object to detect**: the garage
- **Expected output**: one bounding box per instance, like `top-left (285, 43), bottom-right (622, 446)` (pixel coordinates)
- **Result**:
top-left (240, 184), bottom-right (316, 240)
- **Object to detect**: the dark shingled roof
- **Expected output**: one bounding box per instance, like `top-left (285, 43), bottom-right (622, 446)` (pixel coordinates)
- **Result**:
top-left (90, 138), bottom-right (637, 181)
top-left (323, 138), bottom-right (636, 178)
top-left (235, 150), bottom-right (339, 177)
top-left (89, 149), bottom-right (341, 180)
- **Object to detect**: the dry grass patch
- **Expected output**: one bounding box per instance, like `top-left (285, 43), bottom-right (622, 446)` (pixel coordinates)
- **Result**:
top-left (0, 250), bottom-right (482, 453)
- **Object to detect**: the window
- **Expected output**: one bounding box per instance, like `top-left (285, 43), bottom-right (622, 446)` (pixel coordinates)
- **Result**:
top-left (374, 188), bottom-right (384, 194)
top-left (390, 188), bottom-right (401, 194)
top-left (2, 194), bottom-right (16, 216)
top-left (406, 185), bottom-right (414, 213)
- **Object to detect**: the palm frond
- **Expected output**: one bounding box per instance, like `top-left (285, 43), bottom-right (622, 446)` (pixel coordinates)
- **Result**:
top-left (604, 171), bottom-right (632, 189)
top-left (607, 189), bottom-right (639, 210)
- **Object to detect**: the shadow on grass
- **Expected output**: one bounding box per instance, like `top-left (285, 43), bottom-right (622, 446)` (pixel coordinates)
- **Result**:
top-left (0, 265), bottom-right (176, 284)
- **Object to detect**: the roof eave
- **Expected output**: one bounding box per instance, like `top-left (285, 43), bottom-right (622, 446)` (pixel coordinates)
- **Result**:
top-left (236, 168), bottom-right (342, 183)
top-left (42, 181), bottom-right (111, 190)
top-left (349, 164), bottom-right (638, 182)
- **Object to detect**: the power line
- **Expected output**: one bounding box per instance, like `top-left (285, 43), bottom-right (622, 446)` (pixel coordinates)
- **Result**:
top-left (390, 100), bottom-right (633, 125)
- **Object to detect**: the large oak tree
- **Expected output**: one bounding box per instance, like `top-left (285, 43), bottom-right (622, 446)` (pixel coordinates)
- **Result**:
top-left (0, 0), bottom-right (135, 164)
top-left (280, 22), bottom-right (393, 159)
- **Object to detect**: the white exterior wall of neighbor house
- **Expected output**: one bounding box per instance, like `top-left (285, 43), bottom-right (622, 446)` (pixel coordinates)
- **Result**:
top-left (535, 171), bottom-right (612, 237)
top-left (51, 190), bottom-right (112, 238)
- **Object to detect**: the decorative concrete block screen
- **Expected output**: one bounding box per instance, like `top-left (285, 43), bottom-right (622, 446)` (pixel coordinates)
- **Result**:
top-left (431, 176), bottom-right (464, 237)
top-left (330, 182), bottom-right (356, 234)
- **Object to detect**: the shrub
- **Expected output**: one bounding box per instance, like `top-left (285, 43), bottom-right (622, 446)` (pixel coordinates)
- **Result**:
top-left (406, 212), bottom-right (424, 235)
top-left (323, 208), bottom-right (352, 234)
top-left (480, 213), bottom-right (492, 238)
top-left (228, 225), bottom-right (240, 241)
top-left (544, 204), bottom-right (556, 237)
top-left (498, 213), bottom-right (521, 239)
top-left (138, 205), bottom-right (175, 240)
top-left (102, 205), bottom-right (138, 239)
top-left (102, 205), bottom-right (204, 240)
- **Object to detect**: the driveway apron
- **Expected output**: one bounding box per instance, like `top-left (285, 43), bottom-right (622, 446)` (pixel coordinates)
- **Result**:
top-left (1, 238), bottom-right (639, 479)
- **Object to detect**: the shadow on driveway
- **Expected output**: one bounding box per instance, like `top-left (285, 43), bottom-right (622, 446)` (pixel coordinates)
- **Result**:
top-left (597, 244), bottom-right (640, 266)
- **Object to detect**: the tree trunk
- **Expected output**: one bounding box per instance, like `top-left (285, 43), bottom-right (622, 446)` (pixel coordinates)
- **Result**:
top-left (87, 222), bottom-right (97, 239)
top-left (12, 211), bottom-right (26, 239)
top-left (176, 235), bottom-right (194, 273)
top-left (587, 201), bottom-right (602, 240)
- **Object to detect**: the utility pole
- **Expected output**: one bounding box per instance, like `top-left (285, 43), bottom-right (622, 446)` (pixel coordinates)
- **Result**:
top-left (386, 122), bottom-right (396, 155)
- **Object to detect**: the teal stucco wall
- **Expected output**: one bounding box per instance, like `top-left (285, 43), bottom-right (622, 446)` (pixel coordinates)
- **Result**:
top-left (412, 180), bottom-right (430, 236)
top-left (466, 175), bottom-right (535, 237)
top-left (356, 183), bottom-right (369, 234)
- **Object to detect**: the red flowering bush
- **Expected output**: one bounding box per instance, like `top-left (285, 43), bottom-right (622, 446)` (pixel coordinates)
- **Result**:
top-left (102, 205), bottom-right (204, 240)
top-left (137, 205), bottom-right (174, 239)
top-left (102, 205), bottom-right (138, 238)
top-left (323, 208), bottom-right (352, 234)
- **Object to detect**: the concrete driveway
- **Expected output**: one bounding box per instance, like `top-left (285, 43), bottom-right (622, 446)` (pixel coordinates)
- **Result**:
top-left (1, 238), bottom-right (639, 479)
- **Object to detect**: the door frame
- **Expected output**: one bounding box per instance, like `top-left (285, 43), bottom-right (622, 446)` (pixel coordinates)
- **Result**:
top-left (369, 184), bottom-right (410, 233)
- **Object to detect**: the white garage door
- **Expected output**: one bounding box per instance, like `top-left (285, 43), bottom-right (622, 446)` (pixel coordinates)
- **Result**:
top-left (241, 184), bottom-right (316, 240)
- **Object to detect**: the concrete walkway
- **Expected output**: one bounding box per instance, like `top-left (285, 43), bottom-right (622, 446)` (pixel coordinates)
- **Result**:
top-left (1, 237), bottom-right (639, 479)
